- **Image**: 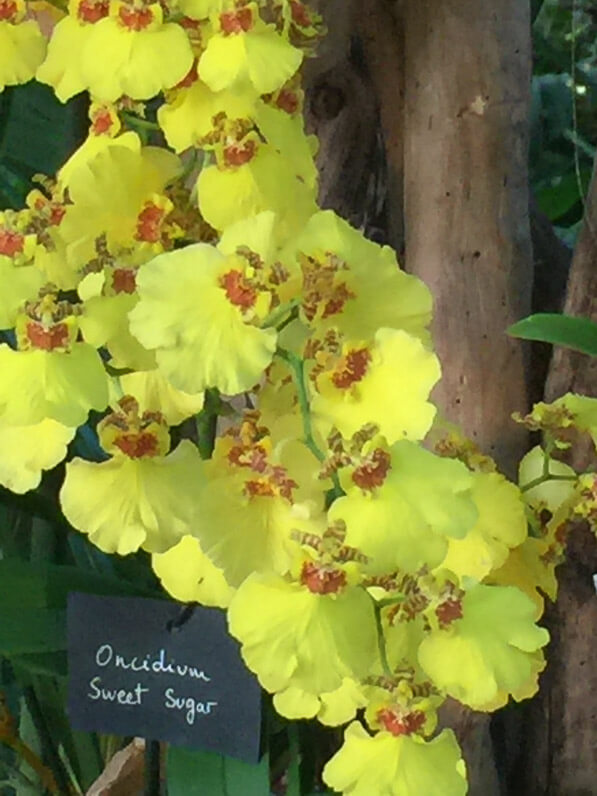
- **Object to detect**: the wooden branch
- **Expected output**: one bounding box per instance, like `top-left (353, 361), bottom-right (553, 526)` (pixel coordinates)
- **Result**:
top-left (518, 158), bottom-right (597, 795)
top-left (86, 739), bottom-right (145, 796)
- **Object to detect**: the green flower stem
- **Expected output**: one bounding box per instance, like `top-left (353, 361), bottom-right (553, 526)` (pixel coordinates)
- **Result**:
top-left (195, 388), bottom-right (220, 460)
top-left (104, 363), bottom-right (135, 378)
top-left (372, 599), bottom-right (393, 679)
top-left (520, 473), bottom-right (577, 493)
top-left (276, 347), bottom-right (325, 464)
top-left (276, 347), bottom-right (345, 500)
top-left (262, 300), bottom-right (299, 332)
top-left (121, 112), bottom-right (160, 132)
top-left (374, 596), bottom-right (406, 609)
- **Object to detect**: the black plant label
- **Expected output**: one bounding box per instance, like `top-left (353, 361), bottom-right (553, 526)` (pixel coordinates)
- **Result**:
top-left (67, 593), bottom-right (261, 762)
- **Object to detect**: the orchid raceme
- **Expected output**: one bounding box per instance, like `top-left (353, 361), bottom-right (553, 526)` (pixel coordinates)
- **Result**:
top-left (0, 3), bottom-right (571, 793)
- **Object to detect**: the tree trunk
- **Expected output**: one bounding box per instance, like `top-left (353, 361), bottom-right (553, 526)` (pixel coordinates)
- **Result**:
top-left (358, 0), bottom-right (406, 253)
top-left (306, 1), bottom-right (537, 792)
top-left (517, 159), bottom-right (597, 796)
top-left (401, 0), bottom-right (533, 477)
top-left (401, 0), bottom-right (533, 792)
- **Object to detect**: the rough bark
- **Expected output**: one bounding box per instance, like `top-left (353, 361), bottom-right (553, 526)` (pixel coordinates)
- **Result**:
top-left (517, 159), bottom-right (597, 796)
top-left (401, 0), bottom-right (533, 478)
top-left (400, 1), bottom-right (533, 792)
top-left (357, 0), bottom-right (405, 252)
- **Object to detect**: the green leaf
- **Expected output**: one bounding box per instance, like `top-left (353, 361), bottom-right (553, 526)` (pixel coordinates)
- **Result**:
top-left (286, 725), bottom-right (301, 796)
top-left (536, 170), bottom-right (590, 221)
top-left (0, 82), bottom-right (86, 180)
top-left (167, 747), bottom-right (269, 796)
top-left (167, 747), bottom-right (225, 795)
top-left (224, 754), bottom-right (269, 795)
top-left (508, 313), bottom-right (597, 356)
top-left (9, 652), bottom-right (67, 679)
top-left (0, 558), bottom-right (154, 611)
top-left (0, 608), bottom-right (66, 654)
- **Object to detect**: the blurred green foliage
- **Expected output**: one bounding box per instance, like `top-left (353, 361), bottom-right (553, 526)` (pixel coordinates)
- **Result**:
top-left (531, 0), bottom-right (597, 245)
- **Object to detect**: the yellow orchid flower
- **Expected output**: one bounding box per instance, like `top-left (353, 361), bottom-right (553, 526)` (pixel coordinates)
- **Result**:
top-left (0, 418), bottom-right (75, 494)
top-left (311, 328), bottom-right (441, 445)
top-left (0, 293), bottom-right (108, 427)
top-left (60, 142), bottom-right (181, 270)
top-left (60, 397), bottom-right (202, 554)
top-left (287, 210), bottom-right (432, 342)
top-left (129, 217), bottom-right (288, 394)
top-left (329, 440), bottom-right (477, 574)
top-left (439, 471), bottom-right (527, 581)
top-left (228, 570), bottom-right (377, 698)
top-left (58, 103), bottom-right (141, 188)
top-left (323, 722), bottom-right (466, 796)
top-left (0, 0), bottom-right (46, 92)
top-left (79, 1), bottom-right (194, 102)
top-left (152, 535), bottom-right (234, 607)
top-left (0, 210), bottom-right (43, 328)
top-left (36, 0), bottom-right (109, 102)
top-left (78, 267), bottom-right (155, 370)
top-left (199, 2), bottom-right (302, 95)
top-left (189, 415), bottom-right (326, 586)
top-left (417, 583), bottom-right (549, 709)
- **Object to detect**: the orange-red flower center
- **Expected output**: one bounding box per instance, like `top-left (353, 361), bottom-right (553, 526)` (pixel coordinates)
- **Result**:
top-left (111, 267), bottom-right (137, 294)
top-left (436, 597), bottom-right (463, 628)
top-left (220, 7), bottom-right (253, 35)
top-left (228, 442), bottom-right (269, 472)
top-left (136, 202), bottom-right (166, 244)
top-left (77, 0), bottom-right (109, 23)
top-left (243, 466), bottom-right (297, 502)
top-left (113, 431), bottom-right (159, 458)
top-left (91, 109), bottom-right (114, 135)
top-left (31, 195), bottom-right (66, 226)
top-left (300, 561), bottom-right (347, 595)
top-left (220, 269), bottom-right (257, 309)
top-left (331, 348), bottom-right (371, 389)
top-left (352, 448), bottom-right (391, 490)
top-left (301, 255), bottom-right (355, 322)
top-left (0, 0), bottom-right (17, 21)
top-left (25, 321), bottom-right (70, 351)
top-left (223, 139), bottom-right (257, 168)
top-left (377, 708), bottom-right (426, 737)
top-left (0, 229), bottom-right (24, 257)
top-left (290, 1), bottom-right (311, 27)
top-left (276, 89), bottom-right (299, 115)
top-left (118, 5), bottom-right (153, 30)
top-left (321, 283), bottom-right (354, 319)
